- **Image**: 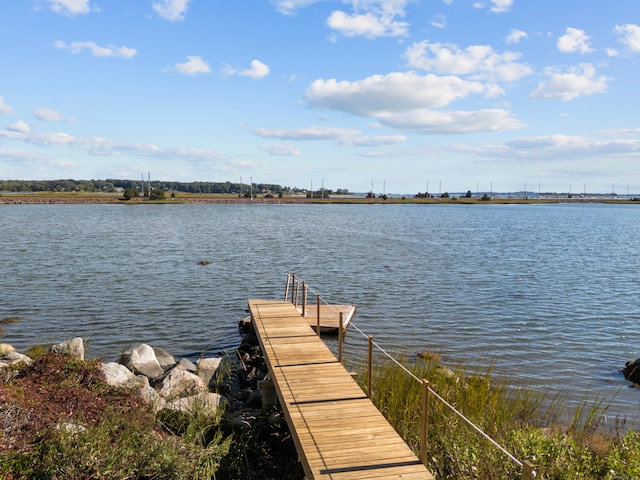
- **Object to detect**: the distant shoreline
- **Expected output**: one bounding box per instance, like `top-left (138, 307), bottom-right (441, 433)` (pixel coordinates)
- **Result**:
top-left (1, 192), bottom-right (638, 205)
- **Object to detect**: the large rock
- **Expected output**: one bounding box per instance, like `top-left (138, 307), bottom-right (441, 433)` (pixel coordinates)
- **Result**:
top-left (163, 392), bottom-right (226, 414)
top-left (0, 344), bottom-right (16, 355)
top-left (623, 358), bottom-right (640, 384)
top-left (0, 350), bottom-right (32, 367)
top-left (196, 357), bottom-right (223, 386)
top-left (153, 347), bottom-right (176, 371)
top-left (51, 337), bottom-right (84, 360)
top-left (101, 362), bottom-right (136, 387)
top-left (157, 368), bottom-right (207, 400)
top-left (118, 344), bottom-right (164, 380)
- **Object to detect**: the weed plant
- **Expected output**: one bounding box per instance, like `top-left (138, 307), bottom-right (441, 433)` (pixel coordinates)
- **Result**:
top-left (354, 352), bottom-right (640, 479)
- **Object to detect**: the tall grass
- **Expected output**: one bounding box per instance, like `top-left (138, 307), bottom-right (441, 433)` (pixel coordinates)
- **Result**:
top-left (352, 352), bottom-right (639, 479)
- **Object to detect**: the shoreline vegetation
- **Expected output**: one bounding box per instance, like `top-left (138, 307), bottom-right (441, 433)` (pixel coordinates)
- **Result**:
top-left (2, 330), bottom-right (640, 478)
top-left (1, 191), bottom-right (640, 205)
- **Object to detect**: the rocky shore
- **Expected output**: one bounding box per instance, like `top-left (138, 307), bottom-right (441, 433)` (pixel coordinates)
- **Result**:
top-left (0, 323), bottom-right (304, 478)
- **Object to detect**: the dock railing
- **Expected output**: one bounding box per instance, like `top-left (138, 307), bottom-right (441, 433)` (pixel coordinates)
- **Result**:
top-left (283, 273), bottom-right (537, 480)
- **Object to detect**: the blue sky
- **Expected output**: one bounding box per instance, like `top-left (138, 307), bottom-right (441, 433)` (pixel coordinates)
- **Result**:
top-left (1, 0), bottom-right (639, 194)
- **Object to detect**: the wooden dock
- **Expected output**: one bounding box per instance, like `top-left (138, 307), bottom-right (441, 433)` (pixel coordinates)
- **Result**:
top-left (297, 303), bottom-right (356, 335)
top-left (248, 299), bottom-right (434, 479)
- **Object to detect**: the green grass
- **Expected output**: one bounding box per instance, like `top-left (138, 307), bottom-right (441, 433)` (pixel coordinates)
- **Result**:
top-left (351, 352), bottom-right (640, 479)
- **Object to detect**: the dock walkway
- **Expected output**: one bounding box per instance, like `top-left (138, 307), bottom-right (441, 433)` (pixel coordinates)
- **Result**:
top-left (248, 299), bottom-right (435, 479)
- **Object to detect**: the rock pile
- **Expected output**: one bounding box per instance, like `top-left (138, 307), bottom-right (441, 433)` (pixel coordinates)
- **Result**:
top-left (0, 333), bottom-right (273, 425)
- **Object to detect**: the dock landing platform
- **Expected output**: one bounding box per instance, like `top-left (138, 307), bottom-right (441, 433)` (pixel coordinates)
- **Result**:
top-left (248, 299), bottom-right (435, 479)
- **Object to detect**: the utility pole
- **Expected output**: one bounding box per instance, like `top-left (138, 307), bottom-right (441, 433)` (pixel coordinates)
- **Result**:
top-left (148, 172), bottom-right (151, 197)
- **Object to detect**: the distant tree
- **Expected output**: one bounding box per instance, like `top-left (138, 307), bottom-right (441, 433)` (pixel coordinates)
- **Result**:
top-left (123, 188), bottom-right (139, 200)
top-left (465, 190), bottom-right (472, 198)
top-left (481, 193), bottom-right (491, 201)
top-left (440, 192), bottom-right (450, 198)
top-left (149, 189), bottom-right (165, 200)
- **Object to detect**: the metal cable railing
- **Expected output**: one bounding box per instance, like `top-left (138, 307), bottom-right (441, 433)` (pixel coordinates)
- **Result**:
top-left (283, 273), bottom-right (536, 480)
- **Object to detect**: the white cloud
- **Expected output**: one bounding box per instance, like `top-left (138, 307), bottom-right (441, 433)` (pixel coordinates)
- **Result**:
top-left (224, 60), bottom-right (270, 79)
top-left (557, 27), bottom-right (594, 53)
top-left (272, 0), bottom-right (319, 15)
top-left (259, 143), bottom-right (302, 156)
top-left (506, 29), bottom-right (527, 44)
top-left (54, 40), bottom-right (137, 58)
top-left (255, 126), bottom-right (361, 141)
top-left (255, 126), bottom-right (407, 146)
top-left (34, 107), bottom-right (73, 122)
top-left (0, 96), bottom-right (15, 114)
top-left (430, 14), bottom-right (447, 29)
top-left (7, 121), bottom-right (30, 133)
top-left (375, 108), bottom-right (525, 134)
top-left (152, 0), bottom-right (192, 21)
top-left (47, 0), bottom-right (90, 16)
top-left (241, 60), bottom-right (270, 79)
top-left (504, 133), bottom-right (640, 159)
top-left (174, 56), bottom-right (211, 75)
top-left (327, 10), bottom-right (409, 38)
top-left (614, 24), bottom-right (640, 52)
top-left (306, 71), bottom-right (488, 116)
top-left (529, 63), bottom-right (610, 101)
top-left (490, 0), bottom-right (513, 13)
top-left (405, 41), bottom-right (532, 82)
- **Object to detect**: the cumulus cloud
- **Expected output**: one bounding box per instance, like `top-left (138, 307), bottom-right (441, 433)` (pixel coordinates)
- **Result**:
top-left (405, 41), bottom-right (532, 82)
top-left (375, 108), bottom-right (525, 134)
top-left (153, 0), bottom-right (192, 21)
top-left (614, 24), bottom-right (640, 52)
top-left (306, 71), bottom-right (489, 116)
top-left (224, 60), bottom-right (270, 79)
top-left (259, 143), bottom-right (302, 156)
top-left (47, 0), bottom-right (90, 16)
top-left (7, 121), bottom-right (30, 133)
top-left (506, 29), bottom-right (528, 44)
top-left (490, 0), bottom-right (513, 13)
top-left (327, 10), bottom-right (409, 38)
top-left (34, 107), bottom-right (73, 122)
top-left (54, 40), bottom-right (137, 58)
top-left (173, 56), bottom-right (211, 75)
top-left (529, 63), bottom-right (610, 101)
top-left (0, 96), bottom-right (14, 114)
top-left (557, 27), bottom-right (594, 53)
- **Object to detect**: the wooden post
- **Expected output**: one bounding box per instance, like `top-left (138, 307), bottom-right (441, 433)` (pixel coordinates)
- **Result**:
top-left (522, 460), bottom-right (535, 480)
top-left (301, 282), bottom-right (307, 317)
top-left (290, 273), bottom-right (296, 303)
top-left (294, 279), bottom-right (300, 307)
top-left (284, 273), bottom-right (291, 302)
top-left (420, 379), bottom-right (430, 466)
top-left (338, 312), bottom-right (344, 363)
top-left (316, 294), bottom-right (321, 337)
top-left (367, 335), bottom-right (373, 398)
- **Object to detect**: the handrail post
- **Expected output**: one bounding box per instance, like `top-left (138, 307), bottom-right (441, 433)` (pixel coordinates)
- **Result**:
top-left (294, 279), bottom-right (300, 307)
top-left (338, 312), bottom-right (344, 363)
top-left (284, 273), bottom-right (291, 302)
top-left (316, 294), bottom-right (321, 337)
top-left (367, 335), bottom-right (373, 398)
top-left (290, 273), bottom-right (296, 303)
top-left (420, 379), bottom-right (430, 466)
top-left (522, 460), bottom-right (535, 480)
top-left (301, 282), bottom-right (307, 317)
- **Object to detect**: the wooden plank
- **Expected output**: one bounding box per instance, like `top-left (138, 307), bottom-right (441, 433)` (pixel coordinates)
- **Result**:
top-left (248, 299), bottom-right (434, 480)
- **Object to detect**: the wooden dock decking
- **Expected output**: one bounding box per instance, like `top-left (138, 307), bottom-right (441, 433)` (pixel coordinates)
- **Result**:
top-left (248, 299), bottom-right (435, 479)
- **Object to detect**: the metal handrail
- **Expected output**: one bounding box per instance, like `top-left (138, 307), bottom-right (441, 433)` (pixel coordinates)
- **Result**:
top-left (283, 273), bottom-right (536, 480)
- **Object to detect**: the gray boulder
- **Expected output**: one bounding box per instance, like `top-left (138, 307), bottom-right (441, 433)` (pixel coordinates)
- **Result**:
top-left (0, 350), bottom-right (33, 367)
top-left (157, 368), bottom-right (207, 400)
top-left (101, 362), bottom-right (136, 387)
top-left (196, 357), bottom-right (222, 386)
top-left (118, 344), bottom-right (164, 380)
top-left (153, 347), bottom-right (176, 371)
top-left (177, 358), bottom-right (197, 372)
top-left (163, 392), bottom-right (226, 414)
top-left (51, 337), bottom-right (84, 360)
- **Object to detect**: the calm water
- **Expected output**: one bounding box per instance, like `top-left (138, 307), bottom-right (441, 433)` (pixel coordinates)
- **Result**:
top-left (2, 203), bottom-right (639, 424)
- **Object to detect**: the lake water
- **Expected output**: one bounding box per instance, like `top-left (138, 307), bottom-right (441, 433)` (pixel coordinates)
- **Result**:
top-left (2, 202), bottom-right (639, 425)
